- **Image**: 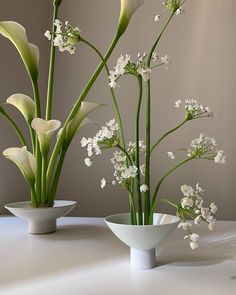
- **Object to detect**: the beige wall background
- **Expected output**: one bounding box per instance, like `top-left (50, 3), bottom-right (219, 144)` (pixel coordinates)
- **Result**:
top-left (0, 0), bottom-right (235, 220)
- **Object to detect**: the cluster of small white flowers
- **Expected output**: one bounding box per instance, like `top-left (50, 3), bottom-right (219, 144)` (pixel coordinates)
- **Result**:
top-left (81, 119), bottom-right (119, 167)
top-left (175, 98), bottom-right (213, 119)
top-left (127, 140), bottom-right (146, 155)
top-left (188, 133), bottom-right (227, 163)
top-left (108, 52), bottom-right (171, 88)
top-left (160, 54), bottom-right (171, 69)
top-left (111, 145), bottom-right (145, 187)
top-left (167, 151), bottom-right (175, 160)
top-left (178, 183), bottom-right (218, 249)
top-left (111, 150), bottom-right (137, 185)
top-left (44, 19), bottom-right (81, 54)
top-left (108, 54), bottom-right (131, 88)
top-left (155, 1), bottom-right (185, 22)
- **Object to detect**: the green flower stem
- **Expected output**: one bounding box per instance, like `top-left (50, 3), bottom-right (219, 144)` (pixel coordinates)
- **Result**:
top-left (47, 32), bottom-right (121, 193)
top-left (160, 198), bottom-right (178, 208)
top-left (150, 119), bottom-right (188, 154)
top-left (48, 147), bottom-right (67, 203)
top-left (29, 126), bottom-right (36, 154)
top-left (150, 157), bottom-right (194, 218)
top-left (0, 108), bottom-right (27, 147)
top-left (45, 2), bottom-right (60, 120)
top-left (117, 144), bottom-right (133, 165)
top-left (31, 79), bottom-right (41, 118)
top-left (30, 184), bottom-right (38, 207)
top-left (144, 11), bottom-right (176, 224)
top-left (35, 143), bottom-right (42, 201)
top-left (135, 77), bottom-right (143, 225)
top-left (80, 37), bottom-right (126, 148)
top-left (31, 79), bottom-right (42, 201)
top-left (127, 186), bottom-right (137, 225)
top-left (41, 155), bottom-right (48, 204)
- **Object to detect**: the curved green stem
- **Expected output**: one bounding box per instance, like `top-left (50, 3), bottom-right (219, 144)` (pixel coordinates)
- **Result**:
top-left (45, 3), bottom-right (59, 120)
top-left (81, 37), bottom-right (126, 148)
top-left (151, 119), bottom-right (188, 154)
top-left (151, 157), bottom-right (194, 214)
top-left (135, 77), bottom-right (143, 224)
top-left (0, 108), bottom-right (27, 147)
top-left (117, 144), bottom-right (133, 165)
top-left (46, 32), bottom-right (121, 194)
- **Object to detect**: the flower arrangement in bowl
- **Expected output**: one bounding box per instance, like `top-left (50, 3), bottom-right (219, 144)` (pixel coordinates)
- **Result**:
top-left (82, 0), bottom-right (226, 269)
top-left (0, 0), bottom-right (143, 234)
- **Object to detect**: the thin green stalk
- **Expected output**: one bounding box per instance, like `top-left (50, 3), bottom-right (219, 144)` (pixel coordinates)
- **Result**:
top-left (151, 157), bottom-right (194, 214)
top-left (80, 37), bottom-right (126, 148)
top-left (31, 79), bottom-right (42, 201)
top-left (160, 198), bottom-right (178, 208)
top-left (41, 155), bottom-right (48, 204)
top-left (35, 143), bottom-right (42, 201)
top-left (117, 144), bottom-right (133, 165)
top-left (151, 119), bottom-right (188, 154)
top-left (30, 185), bottom-right (38, 207)
top-left (29, 127), bottom-right (36, 154)
top-left (136, 77), bottom-right (143, 225)
top-left (48, 147), bottom-right (67, 203)
top-left (47, 32), bottom-right (121, 192)
top-left (127, 186), bottom-right (137, 225)
top-left (144, 11), bottom-right (176, 224)
top-left (31, 79), bottom-right (41, 118)
top-left (0, 109), bottom-right (27, 147)
top-left (45, 2), bottom-right (60, 120)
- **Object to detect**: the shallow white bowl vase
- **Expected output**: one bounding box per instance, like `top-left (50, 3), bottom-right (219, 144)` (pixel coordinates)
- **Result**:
top-left (5, 200), bottom-right (77, 235)
top-left (105, 213), bottom-right (180, 270)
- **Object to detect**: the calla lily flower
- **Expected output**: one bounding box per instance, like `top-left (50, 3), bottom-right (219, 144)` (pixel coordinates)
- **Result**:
top-left (0, 21), bottom-right (39, 80)
top-left (31, 118), bottom-right (61, 155)
top-left (3, 146), bottom-right (36, 185)
top-left (65, 102), bottom-right (104, 142)
top-left (118, 0), bottom-right (144, 34)
top-left (6, 93), bottom-right (36, 123)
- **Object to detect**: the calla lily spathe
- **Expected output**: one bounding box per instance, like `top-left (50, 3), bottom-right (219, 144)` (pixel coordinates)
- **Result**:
top-left (65, 102), bottom-right (104, 143)
top-left (3, 146), bottom-right (36, 185)
top-left (31, 118), bottom-right (61, 155)
top-left (0, 21), bottom-right (39, 80)
top-left (118, 0), bottom-right (144, 34)
top-left (6, 94), bottom-right (36, 122)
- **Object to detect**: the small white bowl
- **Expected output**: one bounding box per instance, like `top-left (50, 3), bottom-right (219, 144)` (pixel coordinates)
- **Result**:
top-left (105, 213), bottom-right (180, 270)
top-left (5, 200), bottom-right (77, 234)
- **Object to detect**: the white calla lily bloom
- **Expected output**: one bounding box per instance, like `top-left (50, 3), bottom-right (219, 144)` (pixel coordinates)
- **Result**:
top-left (0, 21), bottom-right (39, 80)
top-left (6, 93), bottom-right (35, 122)
top-left (66, 102), bottom-right (104, 142)
top-left (3, 146), bottom-right (36, 184)
top-left (31, 118), bottom-right (61, 154)
top-left (118, 0), bottom-right (144, 34)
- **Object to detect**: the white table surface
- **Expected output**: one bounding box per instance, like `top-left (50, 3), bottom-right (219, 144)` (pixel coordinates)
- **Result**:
top-left (0, 217), bottom-right (235, 295)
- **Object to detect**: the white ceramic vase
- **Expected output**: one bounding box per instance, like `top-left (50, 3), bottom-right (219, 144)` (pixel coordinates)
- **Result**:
top-left (5, 200), bottom-right (77, 234)
top-left (105, 213), bottom-right (180, 270)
